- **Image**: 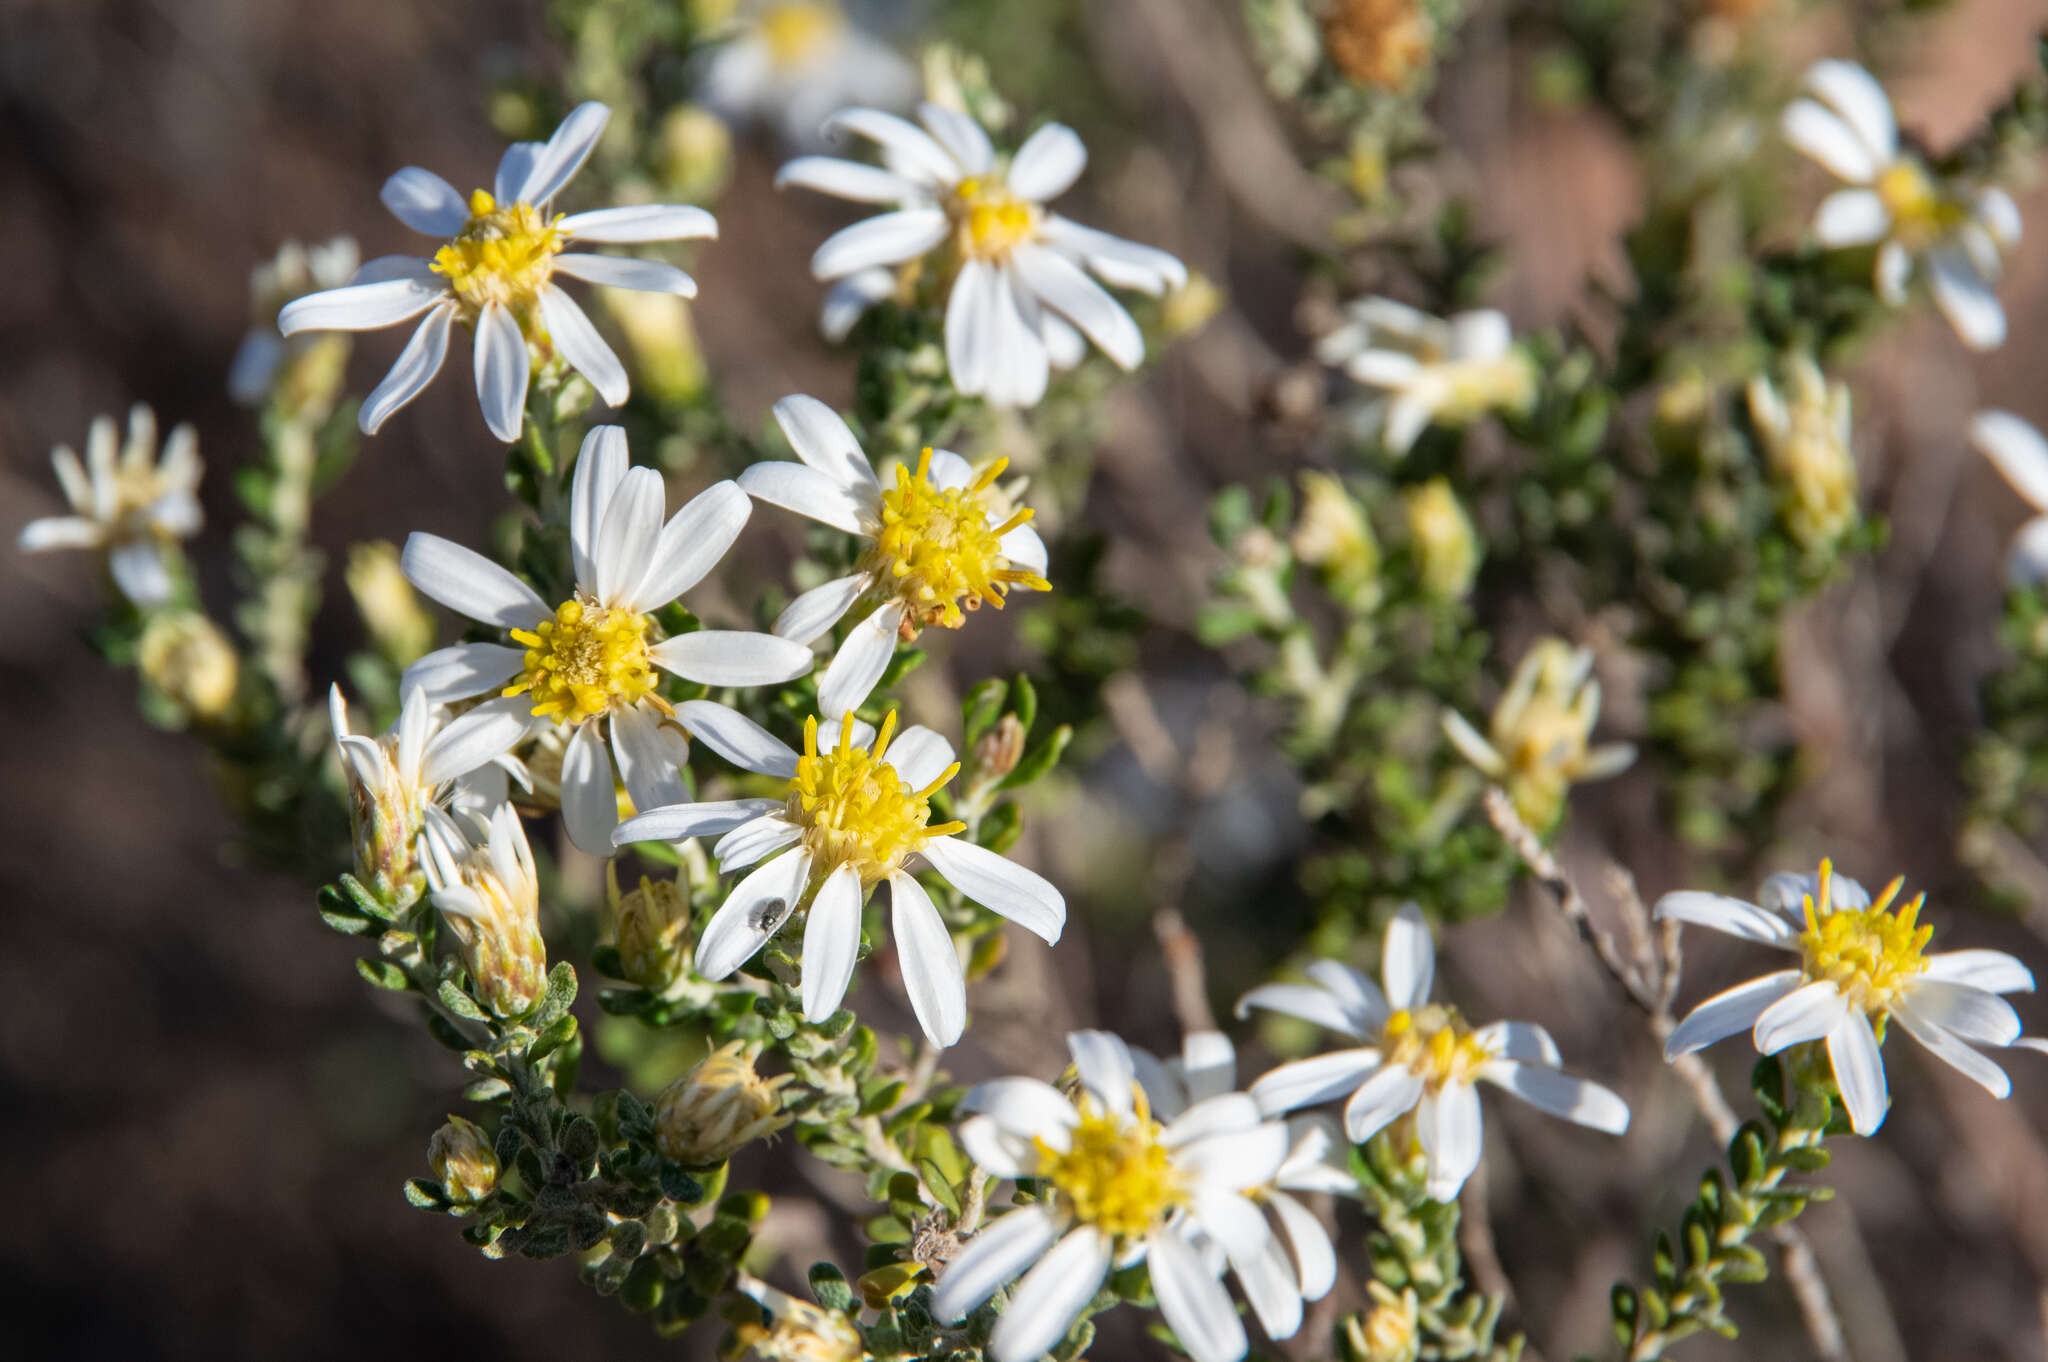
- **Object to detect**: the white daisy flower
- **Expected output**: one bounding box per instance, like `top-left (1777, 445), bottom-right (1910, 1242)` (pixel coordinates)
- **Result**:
top-left (397, 426), bottom-right (814, 857)
top-left (1239, 903), bottom-right (1630, 1202)
top-left (612, 704), bottom-right (1063, 1043)
top-left (229, 236), bottom-right (360, 406)
top-left (697, 1), bottom-right (915, 150)
top-left (1658, 860), bottom-right (2037, 1135)
top-left (18, 405), bottom-right (203, 607)
top-left (738, 394), bottom-right (1050, 717)
top-left (940, 1030), bottom-right (1293, 1362)
top-left (1440, 638), bottom-right (1635, 832)
top-left (278, 102), bottom-right (717, 441)
top-left (778, 105), bottom-right (1186, 405)
top-left (420, 802), bottom-right (549, 1018)
top-left (1314, 298), bottom-right (1536, 455)
top-left (1132, 1031), bottom-right (1356, 1346)
top-left (1969, 410), bottom-right (2048, 587)
top-left (1782, 59), bottom-right (2021, 351)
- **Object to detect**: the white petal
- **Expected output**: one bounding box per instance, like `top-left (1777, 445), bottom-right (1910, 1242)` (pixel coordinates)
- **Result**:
top-left (1234, 982), bottom-right (1366, 1038)
top-left (917, 102), bottom-right (994, 176)
top-left (774, 573), bottom-right (868, 645)
top-left (1345, 1064), bottom-right (1427, 1143)
top-left (1001, 524), bottom-right (1048, 576)
top-left (714, 812), bottom-right (804, 872)
top-left (539, 285), bottom-right (628, 407)
top-left (1231, 1225), bottom-right (1303, 1341)
top-left (380, 166), bottom-right (470, 236)
top-left (891, 871), bottom-right (966, 1047)
top-left (1067, 1029), bottom-right (1136, 1117)
top-left (988, 1227), bottom-right (1111, 1362)
top-left (1921, 947), bottom-right (2036, 995)
top-left (557, 202), bottom-right (717, 242)
top-left (17, 516), bottom-right (101, 552)
top-left (613, 798), bottom-right (780, 845)
top-left (1447, 310), bottom-right (1512, 361)
top-left (401, 642), bottom-right (528, 704)
top-left (400, 532), bottom-right (549, 629)
top-left (473, 301), bottom-right (530, 442)
top-left (1379, 902), bottom-right (1435, 1008)
top-left (1896, 979), bottom-right (2022, 1046)
top-left (1813, 188), bottom-right (1891, 247)
top-left (957, 1115), bottom-right (1039, 1179)
top-left (810, 208), bottom-right (950, 280)
top-left (986, 267), bottom-right (1052, 407)
top-left (1806, 60), bottom-right (1896, 167)
top-left (1754, 980), bottom-right (1851, 1054)
top-left (552, 253), bottom-right (697, 297)
top-left (420, 695), bottom-right (536, 787)
top-left (736, 461), bottom-right (871, 535)
top-left (1782, 100), bottom-right (1877, 183)
top-left (1303, 960), bottom-right (1391, 1030)
top-left (559, 722), bottom-right (619, 856)
top-left (1875, 240), bottom-right (1911, 304)
top-left (821, 267), bottom-right (896, 342)
top-left (677, 698), bottom-right (800, 777)
top-left (1928, 248), bottom-right (2006, 351)
top-left (1007, 123), bottom-right (1087, 202)
top-left (278, 278), bottom-right (445, 335)
top-left (1269, 1190), bottom-right (1337, 1298)
top-left (1654, 891), bottom-right (1799, 945)
top-left (696, 850), bottom-right (812, 979)
top-left (1039, 310), bottom-right (1087, 368)
top-left (800, 863), bottom-right (865, 1023)
top-left (1160, 1093), bottom-right (1262, 1148)
top-left (1973, 411), bottom-right (2048, 512)
top-left (495, 141), bottom-right (540, 204)
top-left (816, 600), bottom-right (903, 718)
top-left (1894, 1005), bottom-right (2012, 1100)
top-left (945, 258), bottom-right (1002, 396)
top-left (1483, 1060), bottom-right (1629, 1133)
top-left (1825, 1009), bottom-right (1890, 1134)
top-left (1040, 217), bottom-right (1187, 293)
top-left (1416, 1086), bottom-right (1485, 1202)
top-left (1012, 243), bottom-right (1143, 370)
top-left (360, 304), bottom-right (455, 434)
top-left (627, 478), bottom-right (751, 612)
top-left (1248, 1049), bottom-right (1384, 1116)
top-left (1978, 187), bottom-right (2023, 246)
top-left (822, 108), bottom-right (962, 188)
top-left (772, 393), bottom-right (882, 493)
top-left (776, 155), bottom-right (924, 203)
top-left (650, 630), bottom-right (814, 686)
top-left (932, 1204), bottom-right (1063, 1324)
top-left (570, 426), bottom-right (630, 589)
top-left (593, 465), bottom-right (665, 607)
top-left (610, 702), bottom-right (688, 815)
top-left (2009, 517), bottom-right (2048, 587)
top-left (881, 724), bottom-right (956, 791)
top-left (1473, 1019), bottom-right (1561, 1066)
top-left (350, 253), bottom-right (439, 287)
top-left (518, 100), bottom-right (610, 205)
top-left (962, 1075), bottom-right (1080, 1140)
top-left (108, 543), bottom-right (171, 604)
top-left (920, 835), bottom-right (1065, 944)
top-left (1147, 1228), bottom-right (1247, 1362)
top-left (1665, 970), bottom-right (1803, 1057)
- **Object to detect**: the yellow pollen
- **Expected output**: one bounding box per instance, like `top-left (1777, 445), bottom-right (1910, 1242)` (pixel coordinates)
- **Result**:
top-left (1874, 162), bottom-right (1969, 249)
top-left (1030, 1089), bottom-right (1184, 1239)
top-left (757, 1), bottom-right (844, 67)
top-left (1797, 859), bottom-right (1931, 1012)
top-left (1382, 1004), bottom-right (1491, 1089)
top-left (504, 597), bottom-right (659, 724)
top-left (864, 448), bottom-right (1050, 633)
top-left (785, 711), bottom-right (966, 886)
top-left (952, 177), bottom-right (1041, 262)
top-left (431, 190), bottom-right (567, 319)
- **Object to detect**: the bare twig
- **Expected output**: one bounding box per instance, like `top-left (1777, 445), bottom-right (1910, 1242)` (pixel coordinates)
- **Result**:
top-left (1154, 906), bottom-right (1217, 1035)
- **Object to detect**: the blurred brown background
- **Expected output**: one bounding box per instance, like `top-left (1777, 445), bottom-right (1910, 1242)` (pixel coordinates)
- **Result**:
top-left (8, 0), bottom-right (2048, 1359)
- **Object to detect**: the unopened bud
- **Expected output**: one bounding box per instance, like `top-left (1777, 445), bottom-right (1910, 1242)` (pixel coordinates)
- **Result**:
top-left (423, 806), bottom-right (548, 1017)
top-left (1748, 355), bottom-right (1857, 550)
top-left (655, 1041), bottom-right (793, 1167)
top-left (734, 1274), bottom-right (864, 1362)
top-left (656, 104), bottom-right (733, 203)
top-left (429, 1114), bottom-right (499, 1206)
top-left (611, 864), bottom-right (692, 993)
top-left (346, 541), bottom-right (436, 664)
top-left (601, 287), bottom-right (708, 405)
top-left (1321, 0), bottom-right (1435, 92)
top-left (1161, 272), bottom-right (1224, 341)
top-left (1403, 478), bottom-right (1480, 600)
top-left (972, 714), bottom-right (1027, 783)
top-left (138, 611), bottom-right (240, 721)
top-left (1341, 1283), bottom-right (1420, 1362)
top-left (1292, 471), bottom-right (1380, 603)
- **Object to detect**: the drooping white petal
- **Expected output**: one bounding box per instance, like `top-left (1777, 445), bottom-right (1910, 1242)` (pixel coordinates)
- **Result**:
top-left (360, 304), bottom-right (455, 435)
top-left (1006, 122), bottom-right (1087, 202)
top-left (1978, 187), bottom-right (2023, 246)
top-left (957, 1114), bottom-right (1038, 1178)
top-left (961, 1075), bottom-right (1080, 1140)
top-left (931, 1204), bottom-right (1064, 1324)
top-left (540, 285), bottom-right (629, 407)
top-left (1813, 188), bottom-right (1891, 246)
top-left (1379, 903), bottom-right (1435, 1009)
top-left (987, 266), bottom-right (1052, 407)
top-left (420, 695), bottom-right (537, 787)
top-left (772, 393), bottom-right (883, 494)
top-left (1345, 1064), bottom-right (1427, 1143)
top-left (1416, 1083), bottom-right (1484, 1201)
top-left (1927, 247), bottom-right (2006, 352)
top-left (1248, 1049), bottom-right (1384, 1116)
top-left (1875, 240), bottom-right (1912, 304)
top-left (380, 166), bottom-right (470, 236)
top-left (570, 426), bottom-right (629, 589)
top-left (17, 515), bottom-right (102, 552)
top-left (400, 532), bottom-right (550, 630)
top-left (1921, 947), bottom-right (2036, 996)
top-left (988, 1226), bottom-right (1112, 1362)
top-left (1782, 99), bottom-right (1878, 183)
top-left (2010, 517), bottom-right (2048, 587)
top-left (1665, 970), bottom-right (1804, 1057)
top-left (1171, 1032), bottom-right (1238, 1107)
top-left (1471, 1019), bottom-right (1561, 1066)
top-left (811, 208), bottom-right (950, 280)
top-left (1894, 1004), bottom-right (2012, 1100)
top-left (1972, 411), bottom-right (2048, 513)
top-left (1655, 891), bottom-right (1800, 945)
top-left (609, 701), bottom-right (689, 816)
top-left (736, 461), bottom-right (871, 535)
top-left (774, 573), bottom-right (869, 645)
top-left (1231, 1224), bottom-right (1304, 1342)
top-left (651, 630), bottom-right (814, 687)
top-left (1754, 980), bottom-right (1852, 1054)
top-left (1447, 310), bottom-right (1512, 361)
top-left (557, 202), bottom-right (717, 242)
top-left (278, 278), bottom-right (446, 335)
top-left (401, 642), bottom-right (528, 704)
top-left (1147, 1227), bottom-right (1247, 1362)
top-left (1159, 1093), bottom-right (1262, 1150)
top-left (593, 466), bottom-right (665, 607)
top-left (1235, 982), bottom-right (1366, 1038)
top-left (627, 479), bottom-right (752, 613)
top-left (945, 258), bottom-right (1002, 396)
top-left (816, 599), bottom-right (904, 718)
top-left (713, 812), bottom-right (804, 872)
top-left (676, 699), bottom-right (801, 777)
top-left (696, 850), bottom-right (812, 980)
top-left (1039, 310), bottom-right (1087, 368)
top-left (518, 100), bottom-right (610, 205)
top-left (821, 268), bottom-right (896, 342)
top-left (882, 725), bottom-right (956, 792)
top-left (1011, 243), bottom-right (1144, 370)
top-left (1067, 1029), bottom-right (1136, 1117)
top-left (776, 155), bottom-right (925, 203)
top-left (107, 539), bottom-right (171, 607)
top-left (1483, 1060), bottom-right (1630, 1133)
top-left (551, 253), bottom-right (697, 297)
top-left (1040, 217), bottom-right (1188, 293)
top-left (613, 798), bottom-right (780, 846)
top-left (1826, 1008), bottom-right (1890, 1134)
top-left (822, 109), bottom-right (963, 189)
top-left (801, 863), bottom-right (865, 1023)
top-left (920, 835), bottom-right (1065, 944)
top-left (473, 301), bottom-right (530, 443)
top-left (1896, 979), bottom-right (2022, 1046)
top-left (559, 721), bottom-right (619, 856)
top-left (1303, 960), bottom-right (1391, 1030)
top-left (1806, 60), bottom-right (1897, 168)
top-left (891, 871), bottom-right (966, 1047)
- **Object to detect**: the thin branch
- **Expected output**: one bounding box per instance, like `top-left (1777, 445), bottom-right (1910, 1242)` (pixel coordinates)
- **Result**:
top-left (1154, 906), bottom-right (1218, 1035)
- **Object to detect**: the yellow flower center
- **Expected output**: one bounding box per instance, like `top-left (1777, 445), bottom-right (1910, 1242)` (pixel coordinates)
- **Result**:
top-left (1797, 860), bottom-right (1931, 1011)
top-left (1874, 162), bottom-right (1969, 250)
top-left (1382, 1005), bottom-right (1492, 1090)
top-left (864, 448), bottom-right (1050, 633)
top-left (504, 597), bottom-right (660, 724)
top-left (952, 177), bottom-right (1041, 262)
top-left (785, 712), bottom-right (965, 886)
top-left (757, 0), bottom-right (843, 68)
top-left (1031, 1090), bottom-right (1184, 1240)
top-left (431, 190), bottom-right (567, 319)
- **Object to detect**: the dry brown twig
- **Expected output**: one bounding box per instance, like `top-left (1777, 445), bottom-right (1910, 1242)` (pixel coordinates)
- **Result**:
top-left (1481, 787), bottom-right (1849, 1362)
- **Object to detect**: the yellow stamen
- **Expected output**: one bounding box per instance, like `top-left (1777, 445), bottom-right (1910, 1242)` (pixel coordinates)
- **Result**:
top-left (431, 190), bottom-right (567, 320)
top-left (504, 597), bottom-right (659, 724)
top-left (951, 177), bottom-right (1041, 262)
top-left (757, 1), bottom-right (844, 68)
top-left (1030, 1088), bottom-right (1184, 1240)
top-left (1797, 858), bottom-right (1931, 1013)
top-left (784, 709), bottom-right (965, 886)
top-left (1874, 161), bottom-right (1970, 250)
top-left (1382, 1004), bottom-right (1492, 1089)
top-left (863, 448), bottom-right (1050, 633)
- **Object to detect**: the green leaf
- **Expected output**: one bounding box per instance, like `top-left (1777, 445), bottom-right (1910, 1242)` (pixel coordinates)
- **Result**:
top-left (1010, 673), bottom-right (1038, 733)
top-left (356, 958), bottom-right (409, 991)
top-left (318, 904), bottom-right (376, 937)
top-left (439, 980), bottom-right (489, 1022)
top-left (962, 678), bottom-right (1009, 746)
top-left (808, 1263), bottom-right (857, 1312)
top-left (403, 1178), bottom-right (449, 1211)
top-left (532, 961), bottom-right (578, 1029)
top-left (529, 1013), bottom-right (579, 1062)
top-left (997, 723), bottom-right (1070, 790)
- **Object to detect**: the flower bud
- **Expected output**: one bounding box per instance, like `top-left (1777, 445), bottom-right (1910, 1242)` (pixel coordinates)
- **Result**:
top-left (1293, 471), bottom-right (1380, 604)
top-left (1341, 1283), bottom-right (1420, 1362)
top-left (429, 1114), bottom-right (499, 1207)
top-left (138, 611), bottom-right (240, 721)
top-left (1161, 271), bottom-right (1224, 341)
top-left (610, 864), bottom-right (692, 993)
top-left (654, 1041), bottom-right (793, 1167)
top-left (422, 805), bottom-right (548, 1017)
top-left (335, 727), bottom-right (427, 914)
top-left (1321, 0), bottom-right (1434, 92)
top-left (346, 541), bottom-right (436, 664)
top-left (733, 1274), bottom-right (864, 1362)
top-left (1442, 637), bottom-right (1635, 831)
top-left (601, 286), bottom-right (708, 405)
top-left (972, 713), bottom-right (1027, 784)
top-left (1748, 355), bottom-right (1857, 550)
top-left (655, 104), bottom-right (733, 204)
top-left (1403, 478), bottom-right (1480, 600)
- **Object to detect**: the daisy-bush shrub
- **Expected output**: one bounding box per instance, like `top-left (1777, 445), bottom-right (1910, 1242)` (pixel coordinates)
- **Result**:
top-left (22, 2), bottom-right (2048, 1361)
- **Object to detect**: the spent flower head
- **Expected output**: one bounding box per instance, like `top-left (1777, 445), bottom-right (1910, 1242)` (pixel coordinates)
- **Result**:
top-left (19, 405), bottom-right (202, 608)
top-left (421, 804), bottom-right (549, 1018)
top-left (655, 1041), bottom-right (795, 1165)
top-left (1442, 639), bottom-right (1635, 830)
